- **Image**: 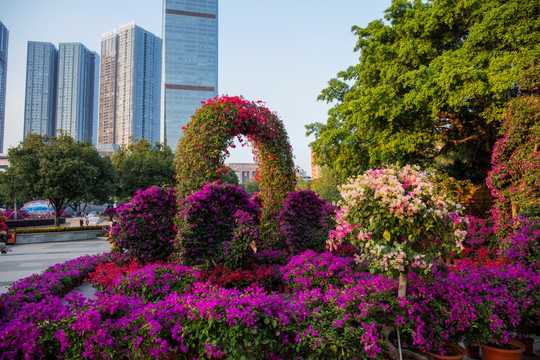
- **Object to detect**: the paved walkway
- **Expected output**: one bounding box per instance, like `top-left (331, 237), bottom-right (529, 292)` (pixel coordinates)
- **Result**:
top-left (0, 239), bottom-right (111, 294)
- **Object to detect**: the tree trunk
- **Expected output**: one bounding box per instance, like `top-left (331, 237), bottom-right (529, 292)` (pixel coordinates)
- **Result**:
top-left (51, 200), bottom-right (62, 227)
top-left (13, 196), bottom-right (17, 220)
top-left (398, 272), bottom-right (408, 298)
top-left (54, 211), bottom-right (60, 227)
top-left (395, 272), bottom-right (409, 360)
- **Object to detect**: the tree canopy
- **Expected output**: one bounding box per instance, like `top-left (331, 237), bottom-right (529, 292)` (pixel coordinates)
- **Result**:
top-left (110, 138), bottom-right (175, 203)
top-left (307, 0), bottom-right (540, 182)
top-left (310, 166), bottom-right (344, 204)
top-left (1, 133), bottom-right (116, 226)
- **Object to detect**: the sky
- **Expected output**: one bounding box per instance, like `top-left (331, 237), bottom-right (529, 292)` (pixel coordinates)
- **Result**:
top-left (0, 0), bottom-right (392, 175)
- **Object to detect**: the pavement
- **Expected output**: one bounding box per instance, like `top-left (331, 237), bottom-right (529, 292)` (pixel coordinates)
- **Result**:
top-left (0, 239), bottom-right (111, 294)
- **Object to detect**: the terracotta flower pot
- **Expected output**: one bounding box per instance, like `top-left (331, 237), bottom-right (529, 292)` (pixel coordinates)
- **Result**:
top-left (427, 343), bottom-right (465, 360)
top-left (481, 339), bottom-right (525, 360)
top-left (519, 337), bottom-right (534, 356)
top-left (465, 345), bottom-right (480, 359)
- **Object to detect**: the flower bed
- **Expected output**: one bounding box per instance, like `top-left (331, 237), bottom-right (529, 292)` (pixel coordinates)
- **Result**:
top-left (1, 250), bottom-right (539, 359)
top-left (11, 225), bottom-right (103, 233)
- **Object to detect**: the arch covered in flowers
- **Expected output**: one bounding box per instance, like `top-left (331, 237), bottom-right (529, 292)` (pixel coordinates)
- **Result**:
top-left (175, 95), bottom-right (297, 241)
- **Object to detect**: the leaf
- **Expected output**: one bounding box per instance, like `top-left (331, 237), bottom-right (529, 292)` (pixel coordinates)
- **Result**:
top-left (383, 230), bottom-right (391, 242)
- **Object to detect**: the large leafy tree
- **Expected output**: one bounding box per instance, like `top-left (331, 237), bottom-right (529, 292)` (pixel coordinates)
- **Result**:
top-left (2, 133), bottom-right (116, 226)
top-left (110, 138), bottom-right (175, 203)
top-left (307, 0), bottom-right (540, 182)
top-left (310, 166), bottom-right (344, 204)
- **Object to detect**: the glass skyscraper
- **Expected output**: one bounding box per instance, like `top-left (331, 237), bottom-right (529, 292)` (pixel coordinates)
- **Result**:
top-left (161, 0), bottom-right (218, 150)
top-left (98, 22), bottom-right (161, 154)
top-left (0, 21), bottom-right (8, 153)
top-left (24, 41), bottom-right (58, 138)
top-left (56, 43), bottom-right (98, 143)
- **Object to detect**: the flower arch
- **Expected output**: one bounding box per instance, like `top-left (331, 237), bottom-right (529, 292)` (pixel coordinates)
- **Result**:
top-left (175, 95), bottom-right (297, 243)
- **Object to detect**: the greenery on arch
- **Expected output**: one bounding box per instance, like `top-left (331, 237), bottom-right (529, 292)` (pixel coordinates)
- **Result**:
top-left (175, 95), bottom-right (297, 244)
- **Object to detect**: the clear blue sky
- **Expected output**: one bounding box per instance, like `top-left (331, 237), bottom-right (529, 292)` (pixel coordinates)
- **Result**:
top-left (0, 0), bottom-right (392, 175)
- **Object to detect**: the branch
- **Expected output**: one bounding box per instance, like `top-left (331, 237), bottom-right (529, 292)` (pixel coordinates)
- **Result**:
top-left (447, 131), bottom-right (486, 145)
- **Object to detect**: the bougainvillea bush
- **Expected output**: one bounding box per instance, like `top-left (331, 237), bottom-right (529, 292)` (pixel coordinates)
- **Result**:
top-left (0, 220), bottom-right (12, 255)
top-left (201, 264), bottom-right (277, 290)
top-left (278, 190), bottom-right (335, 254)
top-left (328, 164), bottom-right (467, 278)
top-left (280, 250), bottom-right (364, 291)
top-left (104, 263), bottom-right (200, 303)
top-left (499, 217), bottom-right (540, 268)
top-left (112, 186), bottom-right (177, 264)
top-left (486, 69), bottom-right (539, 221)
top-left (1, 208), bottom-right (29, 220)
top-left (1, 250), bottom-right (540, 360)
top-left (175, 183), bottom-right (259, 269)
top-left (0, 253), bottom-right (109, 319)
top-left (403, 264), bottom-right (540, 351)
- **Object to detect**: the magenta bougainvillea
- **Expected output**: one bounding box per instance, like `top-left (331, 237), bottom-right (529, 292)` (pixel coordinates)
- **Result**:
top-left (175, 183), bottom-right (259, 268)
top-left (277, 190), bottom-right (336, 254)
top-left (175, 95), bottom-right (297, 245)
top-left (487, 70), bottom-right (539, 221)
top-left (112, 186), bottom-right (177, 263)
top-left (2, 251), bottom-right (540, 359)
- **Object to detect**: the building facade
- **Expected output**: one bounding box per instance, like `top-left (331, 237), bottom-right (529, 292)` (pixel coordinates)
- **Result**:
top-left (24, 42), bottom-right (58, 138)
top-left (226, 163), bottom-right (258, 185)
top-left (311, 149), bottom-right (321, 180)
top-left (98, 22), bottom-right (161, 154)
top-left (0, 21), bottom-right (8, 153)
top-left (161, 0), bottom-right (218, 150)
top-left (56, 43), bottom-right (98, 143)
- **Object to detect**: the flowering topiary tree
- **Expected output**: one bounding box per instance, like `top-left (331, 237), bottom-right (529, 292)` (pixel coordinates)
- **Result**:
top-left (327, 165), bottom-right (467, 297)
top-left (175, 95), bottom-right (296, 245)
top-left (277, 190), bottom-right (336, 254)
top-left (176, 183), bottom-right (259, 269)
top-left (112, 186), bottom-right (177, 264)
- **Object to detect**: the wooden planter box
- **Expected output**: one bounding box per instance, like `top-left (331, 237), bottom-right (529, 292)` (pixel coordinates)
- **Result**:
top-left (13, 230), bottom-right (103, 244)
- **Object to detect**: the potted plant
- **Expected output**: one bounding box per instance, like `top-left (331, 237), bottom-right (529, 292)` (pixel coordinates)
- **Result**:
top-left (481, 339), bottom-right (525, 360)
top-left (461, 298), bottom-right (496, 359)
top-left (426, 343), bottom-right (466, 360)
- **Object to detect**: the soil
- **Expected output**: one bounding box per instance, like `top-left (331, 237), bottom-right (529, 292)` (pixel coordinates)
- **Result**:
top-left (486, 342), bottom-right (521, 351)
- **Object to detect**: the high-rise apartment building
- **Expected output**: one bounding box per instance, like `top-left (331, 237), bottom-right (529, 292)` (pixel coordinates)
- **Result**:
top-left (24, 41), bottom-right (58, 138)
top-left (98, 22), bottom-right (161, 154)
top-left (161, 0), bottom-right (218, 150)
top-left (0, 21), bottom-right (8, 153)
top-left (56, 43), bottom-right (98, 143)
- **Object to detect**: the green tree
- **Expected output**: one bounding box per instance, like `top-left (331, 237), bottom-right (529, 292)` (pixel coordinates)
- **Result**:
top-left (0, 170), bottom-right (30, 218)
top-left (296, 176), bottom-right (311, 191)
top-left (111, 138), bottom-right (175, 203)
top-left (240, 178), bottom-right (260, 196)
top-left (310, 165), bottom-right (344, 204)
top-left (220, 166), bottom-right (240, 186)
top-left (4, 133), bottom-right (116, 226)
top-left (307, 0), bottom-right (540, 182)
